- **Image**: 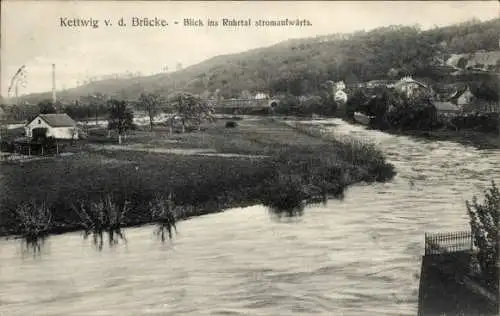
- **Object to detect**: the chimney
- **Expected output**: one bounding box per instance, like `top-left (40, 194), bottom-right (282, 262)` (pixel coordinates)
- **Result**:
top-left (52, 63), bottom-right (57, 112)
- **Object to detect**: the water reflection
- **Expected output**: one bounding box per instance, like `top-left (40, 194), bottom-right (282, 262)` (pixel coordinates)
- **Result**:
top-left (83, 229), bottom-right (127, 251)
top-left (19, 236), bottom-right (50, 258)
top-left (268, 205), bottom-right (305, 219)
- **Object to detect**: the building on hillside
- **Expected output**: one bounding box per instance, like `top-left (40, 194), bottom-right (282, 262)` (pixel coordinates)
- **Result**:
top-left (25, 113), bottom-right (79, 140)
top-left (449, 85), bottom-right (475, 107)
top-left (335, 81), bottom-right (346, 91)
top-left (366, 80), bottom-right (390, 89)
top-left (393, 76), bottom-right (429, 98)
top-left (334, 90), bottom-right (348, 104)
top-left (254, 92), bottom-right (269, 100)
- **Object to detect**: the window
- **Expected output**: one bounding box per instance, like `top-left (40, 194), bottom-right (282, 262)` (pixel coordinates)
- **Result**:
top-left (38, 119), bottom-right (41, 124)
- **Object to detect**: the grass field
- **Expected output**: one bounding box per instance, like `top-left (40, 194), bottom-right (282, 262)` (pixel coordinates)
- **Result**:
top-left (0, 117), bottom-right (396, 245)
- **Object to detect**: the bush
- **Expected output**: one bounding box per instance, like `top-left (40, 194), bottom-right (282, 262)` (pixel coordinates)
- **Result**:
top-left (466, 180), bottom-right (499, 290)
top-left (70, 194), bottom-right (130, 250)
top-left (0, 140), bottom-right (15, 153)
top-left (225, 121), bottom-right (238, 128)
top-left (11, 200), bottom-right (52, 251)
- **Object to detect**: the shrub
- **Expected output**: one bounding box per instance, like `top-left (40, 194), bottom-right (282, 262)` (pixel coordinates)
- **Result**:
top-left (71, 194), bottom-right (130, 250)
top-left (0, 140), bottom-right (15, 153)
top-left (149, 193), bottom-right (177, 242)
top-left (261, 171), bottom-right (306, 217)
top-left (466, 180), bottom-right (499, 290)
top-left (11, 200), bottom-right (52, 252)
top-left (225, 121), bottom-right (238, 128)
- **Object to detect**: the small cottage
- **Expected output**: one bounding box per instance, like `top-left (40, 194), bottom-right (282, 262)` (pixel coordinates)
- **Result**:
top-left (452, 86), bottom-right (475, 107)
top-left (25, 113), bottom-right (79, 140)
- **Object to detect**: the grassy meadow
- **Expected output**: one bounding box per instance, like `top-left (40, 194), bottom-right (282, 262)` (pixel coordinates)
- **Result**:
top-left (0, 117), bottom-right (396, 246)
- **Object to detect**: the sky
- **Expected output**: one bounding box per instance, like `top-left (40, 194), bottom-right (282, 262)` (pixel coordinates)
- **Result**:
top-left (1, 1), bottom-right (499, 96)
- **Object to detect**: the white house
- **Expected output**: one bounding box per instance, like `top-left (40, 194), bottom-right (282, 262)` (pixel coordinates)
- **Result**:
top-left (25, 113), bottom-right (79, 140)
top-left (254, 92), bottom-right (269, 100)
top-left (393, 76), bottom-right (429, 98)
top-left (334, 90), bottom-right (348, 104)
top-left (335, 81), bottom-right (346, 91)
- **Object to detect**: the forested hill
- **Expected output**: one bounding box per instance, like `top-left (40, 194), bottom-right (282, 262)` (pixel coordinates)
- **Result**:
top-left (15, 18), bottom-right (500, 103)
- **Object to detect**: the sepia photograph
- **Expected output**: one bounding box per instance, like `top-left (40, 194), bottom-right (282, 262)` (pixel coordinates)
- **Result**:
top-left (0, 1), bottom-right (499, 315)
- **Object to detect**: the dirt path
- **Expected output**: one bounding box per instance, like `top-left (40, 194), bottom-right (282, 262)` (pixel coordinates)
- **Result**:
top-left (87, 144), bottom-right (268, 159)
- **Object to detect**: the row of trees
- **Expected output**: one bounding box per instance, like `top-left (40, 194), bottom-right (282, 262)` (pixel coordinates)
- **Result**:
top-left (105, 92), bottom-right (215, 144)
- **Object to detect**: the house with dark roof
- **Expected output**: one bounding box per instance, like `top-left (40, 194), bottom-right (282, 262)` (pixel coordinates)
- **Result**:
top-left (25, 113), bottom-right (79, 140)
top-left (449, 85), bottom-right (475, 107)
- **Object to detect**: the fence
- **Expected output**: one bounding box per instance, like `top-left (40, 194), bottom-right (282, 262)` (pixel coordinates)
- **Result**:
top-left (424, 231), bottom-right (473, 255)
top-left (478, 103), bottom-right (500, 113)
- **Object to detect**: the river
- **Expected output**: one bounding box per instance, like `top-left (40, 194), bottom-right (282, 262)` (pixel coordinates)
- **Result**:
top-left (1, 118), bottom-right (499, 316)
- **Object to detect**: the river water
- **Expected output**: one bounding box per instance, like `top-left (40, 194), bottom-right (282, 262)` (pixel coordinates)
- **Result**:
top-left (1, 118), bottom-right (499, 316)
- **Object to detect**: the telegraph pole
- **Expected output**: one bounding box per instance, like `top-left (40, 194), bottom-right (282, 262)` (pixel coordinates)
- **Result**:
top-left (52, 63), bottom-right (57, 112)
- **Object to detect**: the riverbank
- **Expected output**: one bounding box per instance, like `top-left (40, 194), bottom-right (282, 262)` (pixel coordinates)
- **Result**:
top-left (394, 129), bottom-right (500, 150)
top-left (343, 116), bottom-right (500, 149)
top-left (0, 117), bottom-right (396, 241)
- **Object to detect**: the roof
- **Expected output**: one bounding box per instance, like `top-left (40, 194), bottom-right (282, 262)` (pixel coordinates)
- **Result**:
top-left (434, 101), bottom-right (460, 112)
top-left (448, 84), bottom-right (471, 101)
top-left (394, 79), bottom-right (428, 90)
top-left (29, 113), bottom-right (77, 127)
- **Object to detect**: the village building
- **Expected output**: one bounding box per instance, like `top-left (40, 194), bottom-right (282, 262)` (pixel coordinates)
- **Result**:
top-left (25, 113), bottom-right (79, 140)
top-left (393, 76), bottom-right (430, 98)
top-left (334, 90), bottom-right (348, 104)
top-left (335, 81), bottom-right (346, 91)
top-left (366, 80), bottom-right (391, 89)
top-left (254, 92), bottom-right (269, 100)
top-left (449, 85), bottom-right (475, 107)
top-left (443, 84), bottom-right (500, 113)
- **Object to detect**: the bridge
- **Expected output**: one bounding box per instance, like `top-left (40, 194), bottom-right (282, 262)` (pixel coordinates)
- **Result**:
top-left (208, 98), bottom-right (280, 114)
top-left (130, 98), bottom-right (280, 114)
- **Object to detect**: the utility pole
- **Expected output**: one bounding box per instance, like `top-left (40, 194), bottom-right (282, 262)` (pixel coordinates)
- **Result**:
top-left (52, 63), bottom-right (57, 112)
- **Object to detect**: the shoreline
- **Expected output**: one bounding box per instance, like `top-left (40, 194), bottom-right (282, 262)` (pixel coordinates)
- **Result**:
top-left (340, 116), bottom-right (500, 149)
top-left (0, 117), bottom-right (396, 241)
top-left (393, 129), bottom-right (500, 149)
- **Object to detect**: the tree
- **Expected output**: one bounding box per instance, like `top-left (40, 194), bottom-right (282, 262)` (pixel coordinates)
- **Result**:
top-left (466, 180), bottom-right (499, 289)
top-left (138, 92), bottom-right (164, 132)
top-left (172, 93), bottom-right (215, 133)
top-left (107, 99), bottom-right (135, 144)
top-left (345, 89), bottom-right (369, 118)
top-left (38, 99), bottom-right (56, 114)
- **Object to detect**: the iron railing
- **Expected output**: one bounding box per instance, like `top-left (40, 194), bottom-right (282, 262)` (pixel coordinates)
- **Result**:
top-left (424, 231), bottom-right (473, 255)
